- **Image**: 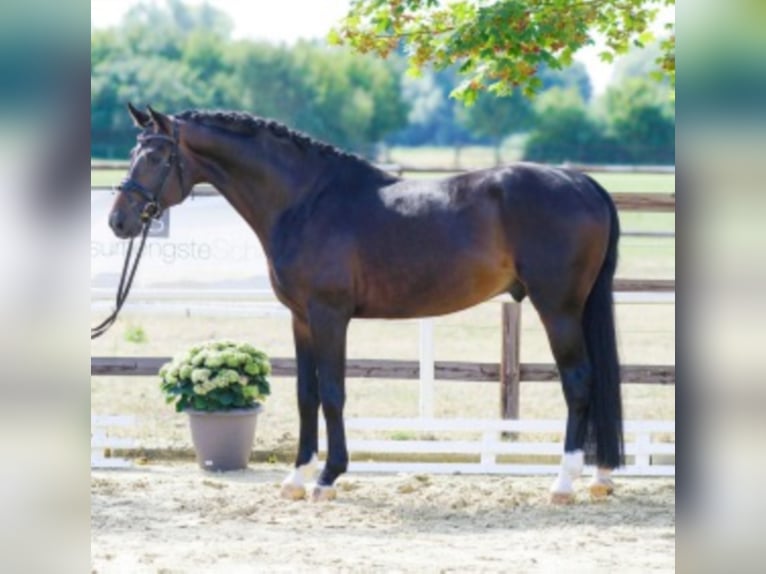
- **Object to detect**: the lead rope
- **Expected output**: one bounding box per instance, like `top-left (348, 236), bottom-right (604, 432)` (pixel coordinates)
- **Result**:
top-left (91, 220), bottom-right (152, 339)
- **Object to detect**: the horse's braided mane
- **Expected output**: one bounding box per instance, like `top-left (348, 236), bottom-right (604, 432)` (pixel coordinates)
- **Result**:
top-left (175, 109), bottom-right (377, 170)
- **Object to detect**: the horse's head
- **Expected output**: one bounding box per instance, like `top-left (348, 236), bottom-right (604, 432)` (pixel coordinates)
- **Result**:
top-left (109, 104), bottom-right (192, 238)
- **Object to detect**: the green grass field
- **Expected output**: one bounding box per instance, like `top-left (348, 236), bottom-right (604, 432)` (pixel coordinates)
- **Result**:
top-left (91, 149), bottom-right (674, 456)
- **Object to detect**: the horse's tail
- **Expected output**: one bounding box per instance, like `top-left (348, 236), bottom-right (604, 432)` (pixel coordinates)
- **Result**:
top-left (582, 175), bottom-right (624, 468)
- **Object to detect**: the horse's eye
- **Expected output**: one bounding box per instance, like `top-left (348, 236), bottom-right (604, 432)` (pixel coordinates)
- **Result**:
top-left (148, 153), bottom-right (162, 165)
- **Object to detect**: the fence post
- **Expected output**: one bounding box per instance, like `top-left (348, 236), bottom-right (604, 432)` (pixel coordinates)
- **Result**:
top-left (500, 302), bottom-right (521, 420)
top-left (418, 318), bottom-right (435, 418)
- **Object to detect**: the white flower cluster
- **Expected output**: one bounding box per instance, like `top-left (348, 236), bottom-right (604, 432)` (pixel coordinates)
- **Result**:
top-left (190, 368), bottom-right (249, 396)
top-left (159, 340), bottom-right (272, 407)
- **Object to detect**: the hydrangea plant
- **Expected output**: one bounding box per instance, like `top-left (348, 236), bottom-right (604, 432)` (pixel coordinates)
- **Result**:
top-left (159, 340), bottom-right (271, 412)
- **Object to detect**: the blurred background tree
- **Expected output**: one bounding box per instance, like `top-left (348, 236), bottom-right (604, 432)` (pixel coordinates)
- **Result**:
top-left (91, 0), bottom-right (674, 165)
top-left (91, 1), bottom-right (409, 157)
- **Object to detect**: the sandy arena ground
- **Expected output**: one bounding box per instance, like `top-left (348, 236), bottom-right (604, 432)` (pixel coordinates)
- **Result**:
top-left (92, 463), bottom-right (675, 573)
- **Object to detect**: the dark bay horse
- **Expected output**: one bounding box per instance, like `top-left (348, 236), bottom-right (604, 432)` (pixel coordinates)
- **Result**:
top-left (110, 104), bottom-right (623, 503)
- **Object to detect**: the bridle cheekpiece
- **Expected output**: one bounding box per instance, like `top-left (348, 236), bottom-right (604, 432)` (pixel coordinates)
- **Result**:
top-left (117, 120), bottom-right (184, 222)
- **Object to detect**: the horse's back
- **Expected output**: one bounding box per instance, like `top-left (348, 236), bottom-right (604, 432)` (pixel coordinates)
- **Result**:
top-left (483, 162), bottom-right (611, 214)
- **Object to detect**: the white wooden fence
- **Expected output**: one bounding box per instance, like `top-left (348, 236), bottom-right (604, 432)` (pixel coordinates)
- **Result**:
top-left (319, 418), bottom-right (675, 476)
top-left (91, 287), bottom-right (674, 475)
top-left (90, 415), bottom-right (675, 476)
top-left (91, 415), bottom-right (135, 468)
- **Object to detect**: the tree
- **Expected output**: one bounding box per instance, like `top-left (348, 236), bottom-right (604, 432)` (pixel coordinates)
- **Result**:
top-left (91, 0), bottom-right (239, 157)
top-left (602, 77), bottom-right (674, 163)
top-left (522, 74), bottom-right (674, 165)
top-left (454, 60), bottom-right (593, 163)
top-left (386, 66), bottom-right (481, 148)
top-left (91, 1), bottom-right (409, 158)
top-left (457, 90), bottom-right (533, 164)
top-left (224, 41), bottom-right (316, 125)
top-left (523, 87), bottom-right (624, 163)
top-left (331, 0), bottom-right (674, 104)
top-left (288, 43), bottom-right (409, 153)
top-left (539, 61), bottom-right (592, 102)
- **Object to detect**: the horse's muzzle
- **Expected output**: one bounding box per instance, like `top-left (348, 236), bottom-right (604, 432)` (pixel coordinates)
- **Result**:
top-left (109, 210), bottom-right (142, 239)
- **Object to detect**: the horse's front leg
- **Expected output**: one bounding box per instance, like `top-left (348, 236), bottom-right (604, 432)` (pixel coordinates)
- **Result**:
top-left (307, 301), bottom-right (350, 501)
top-left (280, 315), bottom-right (320, 500)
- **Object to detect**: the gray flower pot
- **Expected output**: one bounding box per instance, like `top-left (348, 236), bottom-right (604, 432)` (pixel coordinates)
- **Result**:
top-left (186, 405), bottom-right (263, 471)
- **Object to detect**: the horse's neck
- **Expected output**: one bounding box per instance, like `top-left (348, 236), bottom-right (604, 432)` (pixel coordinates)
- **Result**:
top-left (185, 125), bottom-right (318, 248)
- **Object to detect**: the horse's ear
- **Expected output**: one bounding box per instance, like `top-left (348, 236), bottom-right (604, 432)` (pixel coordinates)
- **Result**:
top-left (146, 105), bottom-right (172, 134)
top-left (127, 102), bottom-right (151, 128)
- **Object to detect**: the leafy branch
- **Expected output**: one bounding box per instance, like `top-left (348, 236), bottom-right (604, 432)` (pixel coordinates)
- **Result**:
top-left (330, 0), bottom-right (675, 104)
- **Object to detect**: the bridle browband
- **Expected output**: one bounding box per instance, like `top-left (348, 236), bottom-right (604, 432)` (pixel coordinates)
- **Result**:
top-left (117, 120), bottom-right (185, 221)
top-left (92, 119), bottom-right (185, 339)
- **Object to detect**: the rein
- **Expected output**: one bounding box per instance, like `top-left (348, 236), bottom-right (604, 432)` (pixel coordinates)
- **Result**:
top-left (90, 219), bottom-right (152, 339)
top-left (91, 121), bottom-right (183, 339)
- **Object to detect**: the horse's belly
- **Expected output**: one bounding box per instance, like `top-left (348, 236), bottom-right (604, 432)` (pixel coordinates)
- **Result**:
top-left (356, 257), bottom-right (515, 319)
top-left (351, 201), bottom-right (516, 318)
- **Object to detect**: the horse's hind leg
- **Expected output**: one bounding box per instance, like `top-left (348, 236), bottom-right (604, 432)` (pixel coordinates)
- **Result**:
top-left (521, 277), bottom-right (593, 503)
top-left (538, 310), bottom-right (592, 503)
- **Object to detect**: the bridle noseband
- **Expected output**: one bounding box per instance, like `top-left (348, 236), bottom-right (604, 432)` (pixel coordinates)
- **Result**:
top-left (117, 121), bottom-right (185, 221)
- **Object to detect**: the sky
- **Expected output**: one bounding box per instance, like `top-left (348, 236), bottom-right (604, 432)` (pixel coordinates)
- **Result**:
top-left (90, 0), bottom-right (350, 42)
top-left (91, 0), bottom-right (673, 95)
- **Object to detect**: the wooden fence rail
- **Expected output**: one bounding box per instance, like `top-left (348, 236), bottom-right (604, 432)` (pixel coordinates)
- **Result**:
top-left (91, 289), bottom-right (675, 419)
top-left (92, 302), bottom-right (674, 423)
top-left (90, 355), bottom-right (675, 383)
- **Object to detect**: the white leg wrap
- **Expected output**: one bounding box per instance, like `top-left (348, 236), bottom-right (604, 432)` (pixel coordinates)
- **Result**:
top-left (282, 453), bottom-right (318, 488)
top-left (550, 450), bottom-right (584, 494)
top-left (280, 454), bottom-right (318, 500)
top-left (593, 466), bottom-right (612, 481)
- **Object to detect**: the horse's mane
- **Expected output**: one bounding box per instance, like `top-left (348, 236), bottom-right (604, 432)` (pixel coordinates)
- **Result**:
top-left (175, 109), bottom-right (386, 175)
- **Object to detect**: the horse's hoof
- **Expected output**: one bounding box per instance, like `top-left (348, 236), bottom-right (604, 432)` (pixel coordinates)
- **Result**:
top-left (550, 491), bottom-right (576, 505)
top-left (311, 484), bottom-right (337, 502)
top-left (589, 479), bottom-right (615, 499)
top-left (280, 483), bottom-right (307, 501)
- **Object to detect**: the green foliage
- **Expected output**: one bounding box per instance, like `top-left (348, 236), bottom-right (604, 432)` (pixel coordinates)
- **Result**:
top-left (602, 77), bottom-right (674, 163)
top-left (159, 340), bottom-right (272, 413)
top-left (91, 0), bottom-right (408, 158)
top-left (524, 88), bottom-right (622, 163)
top-left (458, 90), bottom-right (533, 141)
top-left (391, 61), bottom-right (591, 148)
top-left (613, 38), bottom-right (664, 85)
top-left (538, 62), bottom-right (592, 102)
top-left (456, 89), bottom-right (533, 163)
top-left (332, 0), bottom-right (675, 104)
top-left (390, 431), bottom-right (417, 441)
top-left (288, 42), bottom-right (409, 151)
top-left (523, 79), bottom-right (674, 164)
top-left (123, 324), bottom-right (148, 344)
top-left (389, 66), bottom-right (482, 146)
top-left (91, 0), bottom-right (674, 164)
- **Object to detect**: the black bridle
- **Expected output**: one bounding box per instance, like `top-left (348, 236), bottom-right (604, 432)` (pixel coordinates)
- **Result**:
top-left (91, 121), bottom-right (184, 339)
top-left (118, 120), bottom-right (185, 222)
